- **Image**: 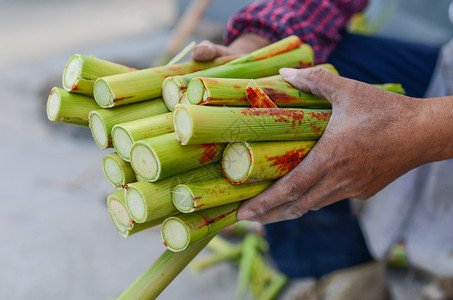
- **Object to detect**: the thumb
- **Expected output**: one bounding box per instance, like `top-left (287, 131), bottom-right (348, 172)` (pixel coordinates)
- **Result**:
top-left (192, 40), bottom-right (233, 61)
top-left (279, 67), bottom-right (350, 103)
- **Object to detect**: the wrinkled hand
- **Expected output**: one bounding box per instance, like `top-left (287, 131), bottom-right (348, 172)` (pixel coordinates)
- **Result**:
top-left (238, 67), bottom-right (452, 224)
top-left (192, 33), bottom-right (270, 61)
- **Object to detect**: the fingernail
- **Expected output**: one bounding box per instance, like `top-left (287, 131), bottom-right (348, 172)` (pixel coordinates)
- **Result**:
top-left (279, 68), bottom-right (297, 79)
top-left (238, 210), bottom-right (254, 220)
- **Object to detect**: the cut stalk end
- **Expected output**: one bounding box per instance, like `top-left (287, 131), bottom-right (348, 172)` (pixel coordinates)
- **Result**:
top-left (222, 142), bottom-right (252, 184)
top-left (172, 185), bottom-right (195, 213)
top-left (62, 54), bottom-right (82, 91)
top-left (161, 217), bottom-right (190, 252)
top-left (103, 156), bottom-right (124, 186)
top-left (162, 76), bottom-right (188, 111)
top-left (130, 142), bottom-right (159, 181)
top-left (89, 112), bottom-right (109, 149)
top-left (125, 185), bottom-right (147, 223)
top-left (46, 88), bottom-right (61, 121)
top-left (93, 79), bottom-right (114, 108)
top-left (108, 197), bottom-right (133, 230)
top-left (187, 78), bottom-right (205, 105)
top-left (112, 126), bottom-right (134, 161)
top-left (173, 105), bottom-right (193, 145)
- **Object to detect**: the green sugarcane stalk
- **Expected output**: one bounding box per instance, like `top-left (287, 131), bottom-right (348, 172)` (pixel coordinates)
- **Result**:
top-left (162, 44), bottom-right (314, 111)
top-left (103, 153), bottom-right (136, 188)
top-left (125, 164), bottom-right (223, 223)
top-left (130, 132), bottom-right (225, 181)
top-left (161, 202), bottom-right (240, 252)
top-left (117, 235), bottom-right (214, 300)
top-left (226, 35), bottom-right (302, 65)
top-left (186, 68), bottom-right (404, 108)
top-left (173, 104), bottom-right (331, 145)
top-left (186, 63), bottom-right (336, 106)
top-left (107, 190), bottom-right (135, 230)
top-left (223, 140), bottom-right (316, 184)
top-left (172, 178), bottom-right (272, 213)
top-left (62, 54), bottom-right (136, 96)
top-left (258, 273), bottom-right (288, 300)
top-left (46, 87), bottom-right (99, 126)
top-left (250, 252), bottom-right (273, 298)
top-left (93, 56), bottom-right (237, 108)
top-left (237, 234), bottom-right (261, 300)
top-left (191, 236), bottom-right (242, 272)
top-left (89, 98), bottom-right (168, 149)
top-left (112, 112), bottom-right (174, 161)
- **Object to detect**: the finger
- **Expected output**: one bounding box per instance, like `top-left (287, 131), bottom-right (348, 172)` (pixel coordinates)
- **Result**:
top-left (237, 149), bottom-right (326, 221)
top-left (252, 175), bottom-right (348, 224)
top-left (192, 40), bottom-right (232, 61)
top-left (279, 67), bottom-right (357, 104)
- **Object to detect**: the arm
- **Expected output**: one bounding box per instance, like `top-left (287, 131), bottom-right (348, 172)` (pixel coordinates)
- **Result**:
top-left (193, 0), bottom-right (368, 62)
top-left (237, 67), bottom-right (453, 224)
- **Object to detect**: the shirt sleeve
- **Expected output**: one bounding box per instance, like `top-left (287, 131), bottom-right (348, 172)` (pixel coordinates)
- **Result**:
top-left (224, 0), bottom-right (368, 63)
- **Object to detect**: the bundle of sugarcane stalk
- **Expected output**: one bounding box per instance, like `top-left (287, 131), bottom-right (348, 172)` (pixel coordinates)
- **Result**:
top-left (46, 35), bottom-right (405, 299)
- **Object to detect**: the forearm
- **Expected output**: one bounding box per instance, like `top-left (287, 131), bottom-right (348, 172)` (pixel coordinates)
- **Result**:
top-left (418, 96), bottom-right (453, 162)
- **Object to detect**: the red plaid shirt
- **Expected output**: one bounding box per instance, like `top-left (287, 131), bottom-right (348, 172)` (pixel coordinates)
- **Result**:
top-left (224, 0), bottom-right (368, 64)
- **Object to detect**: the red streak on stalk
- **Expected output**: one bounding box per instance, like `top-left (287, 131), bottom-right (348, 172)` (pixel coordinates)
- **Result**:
top-left (233, 84), bottom-right (243, 89)
top-left (266, 148), bottom-right (310, 175)
top-left (309, 112), bottom-right (331, 121)
top-left (49, 89), bottom-right (55, 96)
top-left (240, 108), bottom-right (305, 128)
top-left (246, 86), bottom-right (278, 108)
top-left (202, 78), bottom-right (220, 84)
top-left (71, 83), bottom-right (79, 91)
top-left (120, 66), bottom-right (137, 71)
top-left (261, 87), bottom-right (294, 103)
top-left (113, 96), bottom-right (134, 103)
top-left (200, 208), bottom-right (238, 226)
top-left (199, 144), bottom-right (219, 163)
top-left (201, 98), bottom-right (248, 105)
top-left (167, 66), bottom-right (182, 72)
top-left (252, 40), bottom-right (302, 61)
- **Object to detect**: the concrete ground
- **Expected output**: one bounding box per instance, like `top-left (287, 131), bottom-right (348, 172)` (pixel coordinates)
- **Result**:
top-left (0, 0), bottom-right (450, 299)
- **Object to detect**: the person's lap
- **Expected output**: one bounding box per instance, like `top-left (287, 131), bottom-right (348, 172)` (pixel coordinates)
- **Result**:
top-left (265, 33), bottom-right (439, 278)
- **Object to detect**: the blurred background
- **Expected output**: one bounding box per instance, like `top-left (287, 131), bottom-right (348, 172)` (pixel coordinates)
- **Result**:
top-left (0, 0), bottom-right (451, 299)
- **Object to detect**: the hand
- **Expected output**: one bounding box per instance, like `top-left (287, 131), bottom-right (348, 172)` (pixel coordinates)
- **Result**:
top-left (237, 67), bottom-right (453, 224)
top-left (192, 33), bottom-right (270, 61)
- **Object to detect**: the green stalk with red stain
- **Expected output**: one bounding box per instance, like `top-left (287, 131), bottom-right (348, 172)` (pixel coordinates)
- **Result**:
top-left (125, 164), bottom-right (223, 224)
top-left (88, 98), bottom-right (168, 149)
top-left (173, 104), bottom-right (331, 145)
top-left (246, 79), bottom-right (278, 108)
top-left (93, 56), bottom-right (237, 108)
top-left (117, 235), bottom-right (214, 300)
top-left (129, 132), bottom-right (225, 182)
top-left (222, 140), bottom-right (316, 184)
top-left (103, 152), bottom-right (136, 188)
top-left (112, 112), bottom-right (174, 161)
top-left (172, 178), bottom-right (272, 213)
top-left (62, 54), bottom-right (136, 96)
top-left (186, 64), bottom-right (405, 108)
top-left (225, 35), bottom-right (302, 65)
top-left (46, 87), bottom-right (100, 126)
top-left (161, 202), bottom-right (240, 252)
top-left (162, 43), bottom-right (314, 111)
